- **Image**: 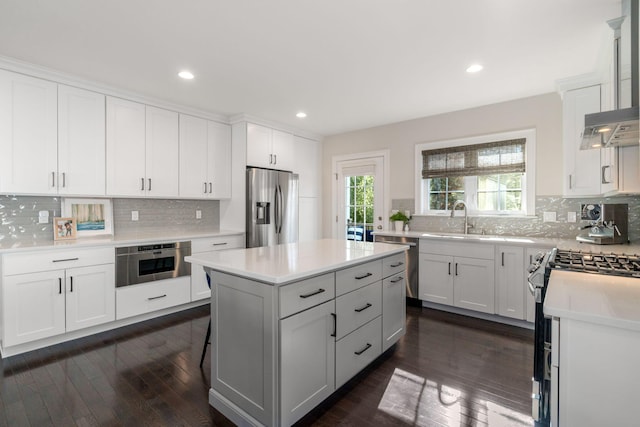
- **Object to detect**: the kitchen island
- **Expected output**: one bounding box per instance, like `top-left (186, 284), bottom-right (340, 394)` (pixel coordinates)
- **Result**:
top-left (185, 239), bottom-right (409, 427)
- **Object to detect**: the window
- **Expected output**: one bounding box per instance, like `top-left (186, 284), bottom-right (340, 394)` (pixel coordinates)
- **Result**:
top-left (415, 130), bottom-right (536, 216)
top-left (344, 175), bottom-right (375, 241)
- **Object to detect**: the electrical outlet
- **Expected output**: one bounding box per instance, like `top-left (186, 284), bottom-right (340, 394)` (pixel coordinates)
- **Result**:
top-left (131, 211), bottom-right (139, 221)
top-left (38, 210), bottom-right (49, 224)
top-left (567, 212), bottom-right (577, 223)
top-left (543, 211), bottom-right (557, 223)
top-left (196, 210), bottom-right (202, 219)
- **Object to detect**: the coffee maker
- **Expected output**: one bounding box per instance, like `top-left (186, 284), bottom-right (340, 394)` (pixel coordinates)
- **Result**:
top-left (576, 203), bottom-right (629, 245)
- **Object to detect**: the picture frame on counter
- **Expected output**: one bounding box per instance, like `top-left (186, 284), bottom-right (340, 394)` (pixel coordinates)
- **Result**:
top-left (53, 217), bottom-right (77, 240)
top-left (62, 198), bottom-right (113, 237)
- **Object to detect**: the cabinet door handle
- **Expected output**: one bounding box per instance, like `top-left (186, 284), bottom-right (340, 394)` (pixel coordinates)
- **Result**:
top-left (390, 276), bottom-right (403, 283)
top-left (502, 252), bottom-right (505, 267)
top-left (69, 276), bottom-right (73, 292)
top-left (448, 262), bottom-right (451, 275)
top-left (62, 172), bottom-right (66, 188)
top-left (331, 313), bottom-right (336, 337)
top-left (355, 272), bottom-right (372, 280)
top-left (141, 178), bottom-right (145, 191)
top-left (148, 294), bottom-right (167, 301)
top-left (299, 288), bottom-right (325, 299)
top-left (390, 262), bottom-right (404, 267)
top-left (212, 242), bottom-right (228, 246)
top-left (269, 154), bottom-right (273, 164)
top-left (568, 174), bottom-right (572, 189)
top-left (148, 178), bottom-right (152, 191)
top-left (209, 182), bottom-right (212, 193)
top-left (529, 254), bottom-right (533, 264)
top-left (53, 257), bottom-right (79, 263)
top-left (601, 165), bottom-right (611, 184)
top-left (51, 171), bottom-right (56, 187)
top-left (59, 277), bottom-right (62, 294)
top-left (203, 182), bottom-right (208, 193)
top-left (455, 263), bottom-right (458, 276)
top-left (354, 303), bottom-right (372, 313)
top-left (354, 343), bottom-right (372, 356)
top-left (273, 154), bottom-right (277, 165)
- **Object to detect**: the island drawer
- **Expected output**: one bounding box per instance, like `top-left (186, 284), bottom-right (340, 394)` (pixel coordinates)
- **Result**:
top-left (336, 260), bottom-right (382, 296)
top-left (335, 281), bottom-right (381, 339)
top-left (382, 253), bottom-right (406, 278)
top-left (336, 316), bottom-right (382, 388)
top-left (2, 247), bottom-right (114, 276)
top-left (116, 276), bottom-right (190, 320)
top-left (279, 273), bottom-right (335, 319)
top-left (191, 234), bottom-right (244, 253)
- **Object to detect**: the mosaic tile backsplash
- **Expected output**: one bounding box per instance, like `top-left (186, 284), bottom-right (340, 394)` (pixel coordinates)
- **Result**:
top-left (0, 196), bottom-right (219, 244)
top-left (393, 196), bottom-right (640, 242)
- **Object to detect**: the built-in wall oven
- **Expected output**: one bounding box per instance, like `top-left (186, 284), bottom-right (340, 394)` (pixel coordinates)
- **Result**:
top-left (527, 248), bottom-right (640, 426)
top-left (116, 241), bottom-right (191, 287)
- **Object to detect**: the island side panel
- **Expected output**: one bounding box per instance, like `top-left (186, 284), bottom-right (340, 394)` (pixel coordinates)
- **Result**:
top-left (210, 271), bottom-right (276, 426)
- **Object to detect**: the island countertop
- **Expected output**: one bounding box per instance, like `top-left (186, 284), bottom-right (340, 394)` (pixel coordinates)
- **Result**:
top-left (185, 238), bottom-right (409, 285)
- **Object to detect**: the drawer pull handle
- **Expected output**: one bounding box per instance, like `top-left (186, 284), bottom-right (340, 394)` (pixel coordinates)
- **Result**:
top-left (355, 272), bottom-right (372, 280)
top-left (59, 278), bottom-right (62, 294)
top-left (53, 257), bottom-right (79, 263)
top-left (354, 343), bottom-right (372, 356)
top-left (390, 262), bottom-right (403, 267)
top-left (390, 276), bottom-right (403, 283)
top-left (300, 288), bottom-right (325, 299)
top-left (331, 313), bottom-right (336, 337)
top-left (212, 242), bottom-right (228, 246)
top-left (148, 294), bottom-right (167, 301)
top-left (354, 303), bottom-right (372, 313)
top-left (448, 262), bottom-right (451, 275)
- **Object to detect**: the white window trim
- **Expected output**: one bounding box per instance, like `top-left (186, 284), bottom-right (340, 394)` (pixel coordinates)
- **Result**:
top-left (414, 129), bottom-right (536, 216)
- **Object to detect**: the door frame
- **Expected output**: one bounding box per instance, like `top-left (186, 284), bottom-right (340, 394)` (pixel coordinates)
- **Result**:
top-left (331, 150), bottom-right (390, 239)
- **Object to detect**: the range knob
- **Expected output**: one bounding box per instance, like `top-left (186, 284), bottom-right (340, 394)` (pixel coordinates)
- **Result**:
top-left (534, 252), bottom-right (546, 262)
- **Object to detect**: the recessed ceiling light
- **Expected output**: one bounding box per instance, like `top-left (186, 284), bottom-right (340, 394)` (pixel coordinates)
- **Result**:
top-left (178, 71), bottom-right (194, 80)
top-left (466, 64), bottom-right (483, 73)
top-left (296, 112), bottom-right (307, 118)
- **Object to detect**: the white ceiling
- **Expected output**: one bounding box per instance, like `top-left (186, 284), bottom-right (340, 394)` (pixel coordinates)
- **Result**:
top-left (0, 0), bottom-right (622, 137)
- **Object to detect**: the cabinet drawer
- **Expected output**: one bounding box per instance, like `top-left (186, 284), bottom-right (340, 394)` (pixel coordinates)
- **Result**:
top-left (335, 281), bottom-right (381, 339)
top-left (191, 234), bottom-right (244, 253)
top-left (116, 276), bottom-right (190, 320)
top-left (336, 260), bottom-right (382, 296)
top-left (382, 253), bottom-right (406, 278)
top-left (3, 247), bottom-right (114, 276)
top-left (420, 240), bottom-right (494, 260)
top-left (335, 316), bottom-right (382, 388)
top-left (279, 273), bottom-right (335, 319)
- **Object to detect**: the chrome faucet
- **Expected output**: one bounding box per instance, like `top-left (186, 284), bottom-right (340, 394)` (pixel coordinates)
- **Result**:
top-left (450, 200), bottom-right (473, 234)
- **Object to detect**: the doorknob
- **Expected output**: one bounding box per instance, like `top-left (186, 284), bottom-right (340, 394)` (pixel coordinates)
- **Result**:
top-left (377, 225), bottom-right (382, 229)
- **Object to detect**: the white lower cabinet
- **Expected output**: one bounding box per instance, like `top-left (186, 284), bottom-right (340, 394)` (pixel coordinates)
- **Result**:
top-left (1, 249), bottom-right (115, 348)
top-left (280, 300), bottom-right (335, 427)
top-left (382, 273), bottom-right (406, 351)
top-left (116, 276), bottom-right (190, 320)
top-left (495, 245), bottom-right (525, 319)
top-left (190, 234), bottom-right (244, 301)
top-left (335, 316), bottom-right (382, 388)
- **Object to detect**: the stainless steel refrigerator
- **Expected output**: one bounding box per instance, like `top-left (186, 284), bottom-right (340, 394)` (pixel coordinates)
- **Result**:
top-left (246, 167), bottom-right (299, 248)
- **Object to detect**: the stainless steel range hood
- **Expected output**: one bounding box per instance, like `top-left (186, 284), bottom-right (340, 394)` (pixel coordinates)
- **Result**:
top-left (581, 0), bottom-right (639, 149)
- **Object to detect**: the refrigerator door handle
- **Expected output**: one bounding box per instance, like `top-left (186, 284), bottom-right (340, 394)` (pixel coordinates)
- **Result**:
top-left (276, 184), bottom-right (284, 234)
top-left (274, 186), bottom-right (280, 234)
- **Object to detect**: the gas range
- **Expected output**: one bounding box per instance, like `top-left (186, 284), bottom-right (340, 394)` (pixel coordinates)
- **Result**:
top-left (548, 248), bottom-right (640, 278)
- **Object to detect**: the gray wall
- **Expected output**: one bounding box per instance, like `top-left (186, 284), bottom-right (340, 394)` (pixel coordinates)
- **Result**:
top-left (0, 196), bottom-right (219, 244)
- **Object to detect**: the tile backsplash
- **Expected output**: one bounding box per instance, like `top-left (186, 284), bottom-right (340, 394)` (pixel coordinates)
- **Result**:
top-left (0, 196), bottom-right (219, 244)
top-left (393, 195), bottom-right (640, 242)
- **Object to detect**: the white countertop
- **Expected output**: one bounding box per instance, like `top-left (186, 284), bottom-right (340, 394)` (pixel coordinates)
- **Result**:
top-left (185, 239), bottom-right (409, 285)
top-left (374, 230), bottom-right (640, 253)
top-left (544, 270), bottom-right (640, 331)
top-left (0, 230), bottom-right (244, 253)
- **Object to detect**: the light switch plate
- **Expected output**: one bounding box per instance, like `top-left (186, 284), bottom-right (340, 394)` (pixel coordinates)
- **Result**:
top-left (131, 211), bottom-right (139, 221)
top-left (38, 210), bottom-right (49, 224)
top-left (196, 210), bottom-right (202, 219)
top-left (543, 211), bottom-right (557, 222)
top-left (567, 212), bottom-right (577, 223)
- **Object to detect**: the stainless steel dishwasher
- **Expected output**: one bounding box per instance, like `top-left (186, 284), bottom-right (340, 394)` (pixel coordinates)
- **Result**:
top-left (374, 234), bottom-right (419, 305)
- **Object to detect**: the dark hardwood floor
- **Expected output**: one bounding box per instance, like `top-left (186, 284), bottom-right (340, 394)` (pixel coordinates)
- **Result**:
top-left (0, 305), bottom-right (534, 427)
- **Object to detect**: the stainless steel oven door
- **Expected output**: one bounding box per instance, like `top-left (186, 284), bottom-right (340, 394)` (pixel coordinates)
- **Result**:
top-left (116, 242), bottom-right (191, 287)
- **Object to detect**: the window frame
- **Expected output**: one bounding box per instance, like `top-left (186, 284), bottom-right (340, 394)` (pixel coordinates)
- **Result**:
top-left (414, 129), bottom-right (536, 216)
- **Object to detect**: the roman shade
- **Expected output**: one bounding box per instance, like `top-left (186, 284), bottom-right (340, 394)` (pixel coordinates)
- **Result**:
top-left (421, 138), bottom-right (526, 179)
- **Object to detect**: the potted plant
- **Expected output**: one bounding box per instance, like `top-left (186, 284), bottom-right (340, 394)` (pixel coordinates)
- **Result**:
top-left (389, 211), bottom-right (410, 232)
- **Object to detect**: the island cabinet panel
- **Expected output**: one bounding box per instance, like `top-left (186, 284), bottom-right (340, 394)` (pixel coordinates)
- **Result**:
top-left (382, 273), bottom-right (406, 351)
top-left (336, 316), bottom-right (382, 388)
top-left (280, 300), bottom-right (335, 427)
top-left (210, 271), bottom-right (275, 427)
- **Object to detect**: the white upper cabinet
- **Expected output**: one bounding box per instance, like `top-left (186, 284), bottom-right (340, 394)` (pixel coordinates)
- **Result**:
top-left (145, 106), bottom-right (179, 197)
top-left (179, 114), bottom-right (232, 199)
top-left (246, 123), bottom-right (295, 171)
top-left (106, 98), bottom-right (179, 197)
top-left (58, 85), bottom-right (106, 196)
top-left (563, 85), bottom-right (618, 197)
top-left (0, 69), bottom-right (57, 195)
top-left (106, 97), bottom-right (146, 196)
top-left (294, 135), bottom-right (321, 198)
